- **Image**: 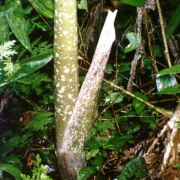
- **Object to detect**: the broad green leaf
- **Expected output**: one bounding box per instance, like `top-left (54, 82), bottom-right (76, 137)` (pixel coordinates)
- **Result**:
top-left (158, 84), bottom-right (180, 94)
top-left (78, 0), bottom-right (88, 11)
top-left (166, 4), bottom-right (180, 38)
top-left (0, 7), bottom-right (9, 44)
top-left (5, 0), bottom-right (32, 51)
top-left (124, 32), bottom-right (141, 53)
top-left (28, 0), bottom-right (54, 18)
top-left (0, 163), bottom-right (21, 180)
top-left (0, 52), bottom-right (53, 87)
top-left (156, 74), bottom-right (177, 92)
top-left (133, 92), bottom-right (148, 114)
top-left (118, 157), bottom-right (147, 180)
top-left (118, 63), bottom-right (131, 72)
top-left (86, 149), bottom-right (99, 160)
top-left (121, 0), bottom-right (145, 7)
top-left (158, 64), bottom-right (180, 75)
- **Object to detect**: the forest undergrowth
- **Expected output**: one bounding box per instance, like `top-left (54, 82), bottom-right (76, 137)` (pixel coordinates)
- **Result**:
top-left (0, 0), bottom-right (179, 179)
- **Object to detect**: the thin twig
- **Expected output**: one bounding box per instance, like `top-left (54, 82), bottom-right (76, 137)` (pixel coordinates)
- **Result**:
top-left (103, 79), bottom-right (171, 118)
top-left (156, 0), bottom-right (172, 67)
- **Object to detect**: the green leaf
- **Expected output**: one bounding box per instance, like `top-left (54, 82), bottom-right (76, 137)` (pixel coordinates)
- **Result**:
top-left (105, 92), bottom-right (124, 104)
top-left (121, 0), bottom-right (145, 7)
top-left (0, 52), bottom-right (53, 87)
top-left (124, 32), bottom-right (141, 53)
top-left (86, 149), bottom-right (99, 160)
top-left (78, 0), bottom-right (88, 11)
top-left (105, 64), bottom-right (113, 74)
top-left (28, 0), bottom-right (54, 19)
top-left (158, 64), bottom-right (180, 75)
top-left (118, 157), bottom-right (147, 180)
top-left (5, 0), bottom-right (32, 51)
top-left (166, 4), bottom-right (180, 38)
top-left (153, 45), bottom-right (163, 58)
top-left (0, 163), bottom-right (22, 180)
top-left (78, 167), bottom-right (96, 180)
top-left (118, 63), bottom-right (131, 72)
top-left (174, 164), bottom-right (180, 168)
top-left (158, 84), bottom-right (180, 94)
top-left (0, 7), bottom-right (9, 44)
top-left (3, 156), bottom-right (22, 170)
top-left (133, 92), bottom-right (148, 114)
top-left (90, 155), bottom-right (104, 170)
top-left (156, 74), bottom-right (177, 92)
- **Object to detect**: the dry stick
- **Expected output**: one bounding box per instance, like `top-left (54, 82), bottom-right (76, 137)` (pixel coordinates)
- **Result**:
top-left (127, 7), bottom-right (144, 92)
top-left (156, 0), bottom-right (172, 67)
top-left (104, 79), bottom-right (171, 118)
top-left (160, 104), bottom-right (180, 174)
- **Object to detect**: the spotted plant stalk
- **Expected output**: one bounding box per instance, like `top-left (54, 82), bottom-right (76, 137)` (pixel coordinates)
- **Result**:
top-left (58, 10), bottom-right (117, 179)
top-left (54, 0), bottom-right (78, 161)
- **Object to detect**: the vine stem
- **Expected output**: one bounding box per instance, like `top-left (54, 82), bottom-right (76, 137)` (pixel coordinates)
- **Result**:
top-left (156, 0), bottom-right (172, 67)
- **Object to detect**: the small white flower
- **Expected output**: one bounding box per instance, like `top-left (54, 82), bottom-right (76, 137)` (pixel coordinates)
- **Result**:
top-left (0, 40), bottom-right (17, 60)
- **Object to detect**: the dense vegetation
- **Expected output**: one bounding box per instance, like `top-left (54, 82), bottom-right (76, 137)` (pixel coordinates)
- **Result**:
top-left (0, 0), bottom-right (179, 179)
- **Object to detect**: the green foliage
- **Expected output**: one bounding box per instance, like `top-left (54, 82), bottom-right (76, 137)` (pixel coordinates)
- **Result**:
top-left (28, 0), bottom-right (54, 19)
top-left (0, 132), bottom-right (32, 179)
top-left (0, 0), bottom-right (54, 179)
top-left (15, 72), bottom-right (52, 96)
top-left (174, 164), bottom-right (180, 168)
top-left (157, 84), bottom-right (180, 94)
top-left (156, 74), bottom-right (177, 92)
top-left (0, 51), bottom-right (53, 87)
top-left (5, 0), bottom-right (32, 51)
top-left (21, 154), bottom-right (52, 180)
top-left (158, 64), bottom-right (180, 75)
top-left (0, 7), bottom-right (9, 43)
top-left (78, 0), bottom-right (88, 11)
top-left (0, 163), bottom-right (22, 180)
top-left (166, 4), bottom-right (180, 38)
top-left (118, 157), bottom-right (147, 179)
top-left (156, 65), bottom-right (180, 94)
top-left (24, 111), bottom-right (54, 132)
top-left (0, 135), bottom-right (32, 157)
top-left (124, 32), bottom-right (141, 53)
top-left (121, 0), bottom-right (145, 7)
top-left (152, 45), bottom-right (163, 58)
top-left (132, 92), bottom-right (148, 115)
top-left (104, 91), bottom-right (124, 104)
